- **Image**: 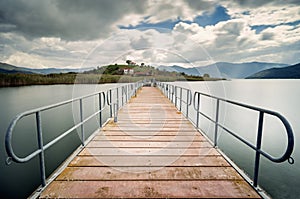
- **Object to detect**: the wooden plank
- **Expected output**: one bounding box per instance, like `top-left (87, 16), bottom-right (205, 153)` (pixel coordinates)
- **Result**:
top-left (102, 128), bottom-right (198, 132)
top-left (103, 123), bottom-right (196, 128)
top-left (40, 181), bottom-right (260, 198)
top-left (93, 135), bottom-right (206, 141)
top-left (97, 132), bottom-right (201, 136)
top-left (85, 141), bottom-right (213, 148)
top-left (39, 87), bottom-right (260, 199)
top-left (56, 166), bottom-right (243, 181)
top-left (69, 156), bottom-right (230, 167)
top-left (79, 147), bottom-right (220, 156)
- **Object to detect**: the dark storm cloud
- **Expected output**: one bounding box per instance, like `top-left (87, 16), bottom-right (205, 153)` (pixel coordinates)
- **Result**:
top-left (0, 0), bottom-right (147, 41)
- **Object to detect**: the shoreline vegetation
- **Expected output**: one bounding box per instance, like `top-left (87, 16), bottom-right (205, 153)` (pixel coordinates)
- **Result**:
top-left (0, 64), bottom-right (225, 87)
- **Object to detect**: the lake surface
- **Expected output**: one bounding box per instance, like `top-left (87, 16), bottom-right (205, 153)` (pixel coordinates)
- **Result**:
top-left (173, 79), bottom-right (300, 199)
top-left (0, 83), bottom-right (118, 198)
top-left (0, 80), bottom-right (299, 198)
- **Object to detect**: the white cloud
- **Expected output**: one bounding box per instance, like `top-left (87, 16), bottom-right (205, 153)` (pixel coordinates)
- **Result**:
top-left (6, 51), bottom-right (57, 69)
top-left (224, 2), bottom-right (300, 26)
top-left (0, 0), bottom-right (299, 69)
top-left (171, 17), bottom-right (300, 65)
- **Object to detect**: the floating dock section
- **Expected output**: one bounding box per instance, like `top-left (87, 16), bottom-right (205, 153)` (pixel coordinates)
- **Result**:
top-left (40, 87), bottom-right (260, 198)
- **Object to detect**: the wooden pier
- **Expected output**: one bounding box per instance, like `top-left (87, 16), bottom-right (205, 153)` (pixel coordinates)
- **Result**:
top-left (40, 87), bottom-right (260, 198)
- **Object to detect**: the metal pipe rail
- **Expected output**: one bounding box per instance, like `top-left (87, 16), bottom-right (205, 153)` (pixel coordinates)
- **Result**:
top-left (159, 83), bottom-right (192, 118)
top-left (157, 82), bottom-right (294, 188)
top-left (5, 82), bottom-right (143, 187)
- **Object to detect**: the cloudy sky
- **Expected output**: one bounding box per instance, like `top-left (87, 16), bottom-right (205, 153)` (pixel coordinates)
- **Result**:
top-left (0, 0), bottom-right (299, 69)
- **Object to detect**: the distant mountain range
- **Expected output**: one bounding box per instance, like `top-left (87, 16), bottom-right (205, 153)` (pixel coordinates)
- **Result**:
top-left (0, 62), bottom-right (92, 74)
top-left (158, 62), bottom-right (288, 79)
top-left (1, 61), bottom-right (299, 79)
top-left (247, 63), bottom-right (300, 79)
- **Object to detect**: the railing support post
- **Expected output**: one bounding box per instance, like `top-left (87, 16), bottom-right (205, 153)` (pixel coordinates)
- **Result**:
top-left (195, 94), bottom-right (200, 128)
top-left (116, 87), bottom-right (119, 109)
top-left (109, 90), bottom-right (112, 117)
top-left (174, 86), bottom-right (177, 108)
top-left (99, 93), bottom-right (102, 128)
top-left (121, 86), bottom-right (124, 107)
top-left (180, 87), bottom-right (183, 111)
top-left (36, 111), bottom-right (46, 187)
top-left (253, 111), bottom-right (264, 187)
top-left (127, 85), bottom-right (129, 102)
top-left (214, 99), bottom-right (220, 147)
top-left (79, 99), bottom-right (85, 146)
top-left (186, 90), bottom-right (190, 118)
top-left (113, 103), bottom-right (118, 122)
top-left (171, 85), bottom-right (174, 103)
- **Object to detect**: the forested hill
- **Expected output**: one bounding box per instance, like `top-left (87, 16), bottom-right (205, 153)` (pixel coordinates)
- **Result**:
top-left (247, 63), bottom-right (300, 79)
top-left (0, 63), bottom-right (215, 87)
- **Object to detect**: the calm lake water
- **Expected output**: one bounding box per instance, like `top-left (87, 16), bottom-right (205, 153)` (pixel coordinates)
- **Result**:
top-left (0, 83), bottom-right (118, 198)
top-left (173, 79), bottom-right (300, 199)
top-left (0, 80), bottom-right (299, 198)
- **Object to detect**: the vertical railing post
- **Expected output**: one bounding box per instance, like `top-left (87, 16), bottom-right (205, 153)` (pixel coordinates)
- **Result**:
top-left (116, 87), bottom-right (119, 109)
top-left (127, 85), bottom-right (129, 102)
top-left (165, 84), bottom-right (167, 97)
top-left (171, 85), bottom-right (173, 101)
top-left (168, 85), bottom-right (171, 100)
top-left (174, 86), bottom-right (177, 108)
top-left (171, 85), bottom-right (173, 103)
top-left (253, 111), bottom-right (264, 187)
top-left (179, 87), bottom-right (183, 111)
top-left (186, 90), bottom-right (190, 118)
top-left (214, 99), bottom-right (220, 147)
top-left (166, 85), bottom-right (169, 99)
top-left (109, 90), bottom-right (112, 117)
top-left (99, 93), bottom-right (102, 128)
top-left (36, 111), bottom-right (46, 187)
top-left (172, 86), bottom-right (175, 103)
top-left (121, 86), bottom-right (124, 107)
top-left (196, 93), bottom-right (200, 128)
top-left (114, 103), bottom-right (118, 122)
top-left (79, 99), bottom-right (84, 146)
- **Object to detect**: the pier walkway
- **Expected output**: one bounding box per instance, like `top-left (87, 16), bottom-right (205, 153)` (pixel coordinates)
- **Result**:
top-left (40, 87), bottom-right (260, 198)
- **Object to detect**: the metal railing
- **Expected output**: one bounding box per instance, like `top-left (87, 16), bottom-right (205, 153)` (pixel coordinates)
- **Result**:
top-left (5, 81), bottom-right (143, 187)
top-left (160, 83), bottom-right (192, 118)
top-left (157, 82), bottom-right (294, 188)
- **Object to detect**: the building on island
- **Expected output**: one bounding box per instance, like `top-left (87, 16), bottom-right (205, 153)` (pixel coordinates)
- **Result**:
top-left (123, 68), bottom-right (134, 75)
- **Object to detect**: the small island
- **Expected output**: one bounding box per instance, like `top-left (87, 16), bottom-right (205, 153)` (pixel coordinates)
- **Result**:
top-left (0, 61), bottom-right (224, 87)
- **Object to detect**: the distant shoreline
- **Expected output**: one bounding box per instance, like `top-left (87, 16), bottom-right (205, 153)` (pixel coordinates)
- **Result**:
top-left (0, 73), bottom-right (225, 87)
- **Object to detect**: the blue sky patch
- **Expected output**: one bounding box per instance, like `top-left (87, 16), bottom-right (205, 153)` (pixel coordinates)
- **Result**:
top-left (193, 5), bottom-right (231, 26)
top-left (119, 5), bottom-right (231, 30)
top-left (251, 20), bottom-right (300, 34)
top-left (119, 18), bottom-right (181, 32)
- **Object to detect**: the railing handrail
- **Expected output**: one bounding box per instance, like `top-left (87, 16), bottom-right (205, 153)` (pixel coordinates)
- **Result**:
top-left (5, 81), bottom-right (143, 187)
top-left (193, 91), bottom-right (294, 163)
top-left (160, 83), bottom-right (192, 117)
top-left (174, 86), bottom-right (192, 105)
top-left (157, 82), bottom-right (294, 188)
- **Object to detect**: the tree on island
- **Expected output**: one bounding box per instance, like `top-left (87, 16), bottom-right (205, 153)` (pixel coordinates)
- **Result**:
top-left (203, 73), bottom-right (210, 78)
top-left (126, 60), bottom-right (132, 65)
